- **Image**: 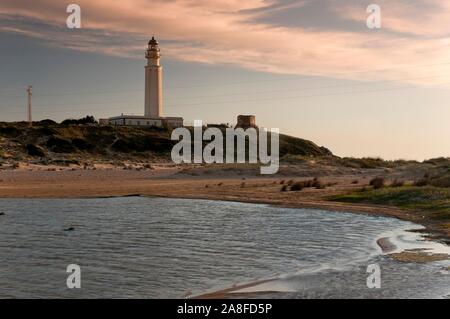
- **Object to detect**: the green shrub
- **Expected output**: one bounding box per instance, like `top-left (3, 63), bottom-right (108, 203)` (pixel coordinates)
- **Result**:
top-left (26, 144), bottom-right (46, 157)
top-left (370, 177), bottom-right (385, 189)
top-left (46, 136), bottom-right (76, 153)
top-left (391, 179), bottom-right (405, 187)
top-left (415, 178), bottom-right (429, 187)
top-left (72, 138), bottom-right (95, 151)
top-left (431, 176), bottom-right (450, 188)
top-left (289, 178), bottom-right (325, 191)
top-left (61, 116), bottom-right (97, 125)
top-left (290, 182), bottom-right (303, 191)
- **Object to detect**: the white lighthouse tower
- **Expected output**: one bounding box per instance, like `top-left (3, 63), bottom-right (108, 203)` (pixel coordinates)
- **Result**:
top-left (145, 36), bottom-right (163, 117)
top-left (104, 37), bottom-right (183, 128)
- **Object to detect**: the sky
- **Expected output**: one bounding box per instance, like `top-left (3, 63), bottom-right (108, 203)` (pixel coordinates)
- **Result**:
top-left (0, 0), bottom-right (450, 160)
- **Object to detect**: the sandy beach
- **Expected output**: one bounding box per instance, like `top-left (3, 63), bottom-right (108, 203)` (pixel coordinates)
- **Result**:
top-left (0, 163), bottom-right (448, 244)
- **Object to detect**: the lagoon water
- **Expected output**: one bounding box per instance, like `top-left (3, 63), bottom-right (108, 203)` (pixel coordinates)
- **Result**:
top-left (0, 197), bottom-right (448, 298)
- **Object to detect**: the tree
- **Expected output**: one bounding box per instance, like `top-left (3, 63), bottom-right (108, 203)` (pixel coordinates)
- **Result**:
top-left (61, 116), bottom-right (97, 125)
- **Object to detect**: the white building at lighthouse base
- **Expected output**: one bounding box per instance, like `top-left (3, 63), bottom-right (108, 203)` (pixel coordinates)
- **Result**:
top-left (101, 37), bottom-right (183, 129)
top-left (106, 115), bottom-right (183, 128)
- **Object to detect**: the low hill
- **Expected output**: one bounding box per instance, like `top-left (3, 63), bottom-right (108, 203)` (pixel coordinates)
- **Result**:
top-left (0, 122), bottom-right (333, 165)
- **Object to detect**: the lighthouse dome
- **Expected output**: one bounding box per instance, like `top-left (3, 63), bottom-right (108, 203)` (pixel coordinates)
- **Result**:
top-left (149, 36), bottom-right (158, 45)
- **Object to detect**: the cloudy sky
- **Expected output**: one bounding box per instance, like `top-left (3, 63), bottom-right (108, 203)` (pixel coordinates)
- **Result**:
top-left (1, 0), bottom-right (450, 160)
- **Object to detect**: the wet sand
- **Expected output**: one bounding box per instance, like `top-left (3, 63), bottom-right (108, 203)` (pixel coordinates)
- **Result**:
top-left (195, 236), bottom-right (449, 299)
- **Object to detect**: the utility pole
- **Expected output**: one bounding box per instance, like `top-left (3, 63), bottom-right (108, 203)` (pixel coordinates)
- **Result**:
top-left (27, 85), bottom-right (32, 127)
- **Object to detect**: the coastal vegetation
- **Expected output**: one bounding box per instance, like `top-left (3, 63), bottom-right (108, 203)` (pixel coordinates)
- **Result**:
top-left (0, 121), bottom-right (333, 165)
top-left (329, 171), bottom-right (450, 240)
top-left (330, 186), bottom-right (450, 214)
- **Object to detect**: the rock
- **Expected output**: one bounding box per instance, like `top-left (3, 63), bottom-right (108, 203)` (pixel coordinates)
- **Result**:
top-left (376, 237), bottom-right (397, 253)
top-left (0, 212), bottom-right (5, 216)
top-left (64, 227), bottom-right (75, 231)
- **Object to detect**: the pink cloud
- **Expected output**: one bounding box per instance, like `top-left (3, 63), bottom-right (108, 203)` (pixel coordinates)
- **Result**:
top-left (1, 0), bottom-right (450, 86)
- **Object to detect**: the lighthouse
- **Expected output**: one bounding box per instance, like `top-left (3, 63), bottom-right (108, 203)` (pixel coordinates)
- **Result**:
top-left (145, 36), bottom-right (163, 117)
top-left (103, 37), bottom-right (183, 128)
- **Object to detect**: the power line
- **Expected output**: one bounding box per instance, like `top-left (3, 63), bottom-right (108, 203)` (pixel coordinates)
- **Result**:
top-left (0, 105), bottom-right (142, 115)
top-left (163, 60), bottom-right (450, 89)
top-left (164, 74), bottom-right (447, 102)
top-left (163, 82), bottom-right (450, 108)
top-left (0, 99), bottom-right (142, 110)
top-left (2, 80), bottom-right (449, 115)
top-left (0, 88), bottom-right (23, 94)
top-left (0, 72), bottom-right (446, 105)
top-left (1, 59), bottom-right (450, 98)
